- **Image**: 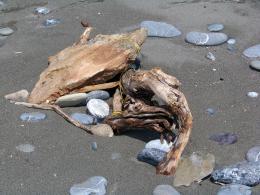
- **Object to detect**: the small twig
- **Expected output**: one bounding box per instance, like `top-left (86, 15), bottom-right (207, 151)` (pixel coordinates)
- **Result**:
top-left (15, 102), bottom-right (92, 134)
top-left (74, 81), bottom-right (119, 93)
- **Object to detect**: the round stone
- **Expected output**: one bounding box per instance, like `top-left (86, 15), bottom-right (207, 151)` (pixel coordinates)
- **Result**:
top-left (217, 184), bottom-right (251, 195)
top-left (71, 113), bottom-right (97, 125)
top-left (186, 32), bottom-right (228, 46)
top-left (208, 23), bottom-right (224, 32)
top-left (145, 139), bottom-right (173, 152)
top-left (243, 44), bottom-right (260, 58)
top-left (250, 60), bottom-right (260, 71)
top-left (20, 112), bottom-right (46, 122)
top-left (246, 146), bottom-right (260, 162)
top-left (153, 185), bottom-right (180, 195)
top-left (87, 99), bottom-right (109, 118)
top-left (247, 92), bottom-right (258, 98)
top-left (16, 144), bottom-right (35, 153)
top-left (0, 27), bottom-right (14, 36)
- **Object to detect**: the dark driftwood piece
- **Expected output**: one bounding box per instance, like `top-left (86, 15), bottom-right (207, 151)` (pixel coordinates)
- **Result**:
top-left (105, 68), bottom-right (193, 175)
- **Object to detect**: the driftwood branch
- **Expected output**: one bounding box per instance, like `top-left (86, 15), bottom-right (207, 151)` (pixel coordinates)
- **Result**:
top-left (74, 81), bottom-right (119, 93)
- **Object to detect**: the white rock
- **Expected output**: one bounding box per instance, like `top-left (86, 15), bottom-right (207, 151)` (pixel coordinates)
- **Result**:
top-left (145, 139), bottom-right (172, 152)
top-left (90, 124), bottom-right (114, 137)
top-left (0, 27), bottom-right (14, 36)
top-left (247, 92), bottom-right (258, 98)
top-left (87, 99), bottom-right (109, 118)
top-left (16, 144), bottom-right (35, 153)
top-left (5, 89), bottom-right (29, 102)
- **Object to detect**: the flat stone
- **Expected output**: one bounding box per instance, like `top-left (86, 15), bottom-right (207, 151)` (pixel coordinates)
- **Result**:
top-left (55, 93), bottom-right (87, 107)
top-left (247, 92), bottom-right (258, 98)
top-left (209, 132), bottom-right (238, 145)
top-left (0, 27), bottom-right (14, 36)
top-left (243, 44), bottom-right (260, 58)
top-left (5, 89), bottom-right (29, 102)
top-left (217, 184), bottom-right (252, 195)
top-left (186, 32), bottom-right (228, 46)
top-left (91, 142), bottom-right (97, 151)
top-left (87, 99), bottom-right (109, 119)
top-left (173, 152), bottom-right (215, 187)
top-left (34, 7), bottom-right (50, 15)
top-left (16, 144), bottom-right (35, 153)
top-left (85, 90), bottom-right (110, 103)
top-left (208, 23), bottom-right (224, 32)
top-left (206, 52), bottom-right (216, 61)
top-left (153, 185), bottom-right (180, 195)
top-left (71, 113), bottom-right (97, 125)
top-left (137, 148), bottom-right (166, 166)
top-left (145, 139), bottom-right (172, 152)
top-left (249, 60), bottom-right (260, 71)
top-left (89, 124), bottom-right (114, 137)
top-left (20, 112), bottom-right (46, 122)
top-left (212, 161), bottom-right (260, 186)
top-left (70, 176), bottom-right (107, 195)
top-left (43, 19), bottom-right (61, 27)
top-left (206, 108), bottom-right (216, 115)
top-left (140, 21), bottom-right (181, 37)
top-left (246, 146), bottom-right (260, 162)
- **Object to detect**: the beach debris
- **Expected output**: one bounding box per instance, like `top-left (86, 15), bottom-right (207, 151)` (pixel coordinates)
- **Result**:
top-left (140, 21), bottom-right (181, 37)
top-left (206, 52), bottom-right (216, 61)
top-left (55, 93), bottom-right (87, 107)
top-left (212, 161), bottom-right (260, 186)
top-left (20, 112), bottom-right (46, 122)
top-left (5, 89), bottom-right (29, 102)
top-left (111, 152), bottom-right (121, 160)
top-left (145, 139), bottom-right (173, 152)
top-left (206, 108), bottom-right (216, 115)
top-left (43, 19), bottom-right (61, 27)
top-left (207, 23), bottom-right (224, 32)
top-left (137, 148), bottom-right (166, 166)
top-left (243, 44), bottom-right (260, 58)
top-left (217, 184), bottom-right (252, 195)
top-left (247, 92), bottom-right (258, 98)
top-left (173, 152), bottom-right (215, 187)
top-left (209, 132), bottom-right (238, 145)
top-left (81, 19), bottom-right (89, 27)
top-left (89, 124), bottom-right (114, 137)
top-left (246, 146), bottom-right (260, 162)
top-left (85, 90), bottom-right (110, 103)
top-left (91, 142), bottom-right (98, 151)
top-left (70, 113), bottom-right (97, 125)
top-left (185, 32), bottom-right (228, 46)
top-left (227, 38), bottom-right (236, 52)
top-left (153, 184), bottom-right (180, 195)
top-left (87, 99), bottom-right (109, 119)
top-left (34, 7), bottom-right (50, 15)
top-left (16, 144), bottom-right (35, 153)
top-left (249, 60), bottom-right (260, 71)
top-left (0, 27), bottom-right (14, 36)
top-left (70, 176), bottom-right (107, 195)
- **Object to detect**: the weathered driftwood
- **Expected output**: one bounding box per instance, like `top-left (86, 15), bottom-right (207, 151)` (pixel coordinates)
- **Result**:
top-left (28, 28), bottom-right (147, 104)
top-left (105, 68), bottom-right (193, 175)
top-left (74, 81), bottom-right (119, 93)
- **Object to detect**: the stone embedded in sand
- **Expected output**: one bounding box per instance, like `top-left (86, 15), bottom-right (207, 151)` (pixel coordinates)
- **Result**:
top-left (206, 108), bottom-right (216, 116)
top-left (34, 7), bottom-right (50, 15)
top-left (145, 139), bottom-right (172, 152)
top-left (43, 19), bottom-right (61, 27)
top-left (249, 61), bottom-right (260, 71)
top-left (91, 142), bottom-right (98, 151)
top-left (0, 27), bottom-right (14, 36)
top-left (173, 152), bottom-right (215, 187)
top-left (208, 23), bottom-right (224, 32)
top-left (153, 185), bottom-right (180, 195)
top-left (20, 112), bottom-right (46, 122)
top-left (217, 184), bottom-right (252, 195)
top-left (89, 124), bottom-right (114, 137)
top-left (137, 148), bottom-right (166, 166)
top-left (55, 93), bottom-right (87, 107)
top-left (227, 38), bottom-right (236, 52)
top-left (246, 146), bottom-right (260, 162)
top-left (16, 144), bottom-right (35, 153)
top-left (186, 32), bottom-right (228, 46)
top-left (243, 44), bottom-right (260, 58)
top-left (71, 113), bottom-right (97, 125)
top-left (5, 89), bottom-right (29, 102)
top-left (87, 99), bottom-right (109, 119)
top-left (247, 92), bottom-right (258, 98)
top-left (111, 152), bottom-right (121, 160)
top-left (206, 52), bottom-right (216, 61)
top-left (85, 90), bottom-right (110, 103)
top-left (209, 132), bottom-right (238, 145)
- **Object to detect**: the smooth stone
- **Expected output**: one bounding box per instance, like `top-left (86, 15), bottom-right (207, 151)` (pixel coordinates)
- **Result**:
top-left (5, 89), bottom-right (29, 102)
top-left (153, 185), bottom-right (180, 195)
top-left (227, 38), bottom-right (236, 51)
top-left (247, 92), bottom-right (258, 98)
top-left (209, 132), bottom-right (238, 145)
top-left (91, 142), bottom-right (97, 151)
top-left (243, 44), bottom-right (260, 58)
top-left (217, 184), bottom-right (252, 195)
top-left (0, 27), bottom-right (14, 36)
top-left (85, 90), bottom-right (110, 103)
top-left (186, 32), bottom-right (228, 46)
top-left (16, 144), bottom-right (35, 153)
top-left (206, 108), bottom-right (216, 115)
top-left (212, 161), bottom-right (260, 186)
top-left (34, 7), bottom-right (50, 15)
top-left (250, 60), bottom-right (260, 71)
top-left (173, 152), bottom-right (215, 187)
top-left (71, 113), bottom-right (97, 125)
top-left (55, 93), bottom-right (87, 107)
top-left (137, 148), bottom-right (166, 166)
top-left (89, 124), bottom-right (114, 137)
top-left (87, 99), bottom-right (109, 119)
top-left (70, 176), bottom-right (107, 195)
top-left (20, 112), bottom-right (46, 122)
top-left (208, 23), bottom-right (224, 32)
top-left (145, 139), bottom-right (172, 152)
top-left (43, 19), bottom-right (61, 27)
top-left (246, 146), bottom-right (260, 162)
top-left (206, 52), bottom-right (216, 61)
top-left (140, 21), bottom-right (181, 37)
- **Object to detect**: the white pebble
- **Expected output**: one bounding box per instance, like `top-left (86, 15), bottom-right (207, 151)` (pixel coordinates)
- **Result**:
top-left (16, 144), bottom-right (35, 153)
top-left (247, 92), bottom-right (258, 98)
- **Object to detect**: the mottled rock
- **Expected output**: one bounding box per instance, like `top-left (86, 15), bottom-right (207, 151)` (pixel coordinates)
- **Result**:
top-left (243, 44), bottom-right (260, 58)
top-left (145, 139), bottom-right (172, 152)
top-left (0, 27), bottom-right (14, 36)
top-left (85, 90), bottom-right (110, 103)
top-left (55, 93), bottom-right (87, 107)
top-left (43, 19), bottom-right (61, 27)
top-left (87, 99), bottom-right (109, 118)
top-left (208, 23), bottom-right (224, 32)
top-left (71, 113), bottom-right (97, 125)
top-left (137, 148), bottom-right (166, 166)
top-left (91, 142), bottom-right (97, 151)
top-left (16, 144), bottom-right (35, 153)
top-left (246, 146), bottom-right (260, 162)
top-left (34, 7), bottom-right (50, 15)
top-left (217, 184), bottom-right (251, 195)
top-left (212, 161), bottom-right (260, 186)
top-left (5, 89), bottom-right (29, 102)
top-left (209, 132), bottom-right (238, 145)
top-left (20, 112), bottom-right (46, 122)
top-left (186, 32), bottom-right (228, 46)
top-left (173, 152), bottom-right (215, 187)
top-left (249, 60), bottom-right (260, 71)
top-left (153, 185), bottom-right (180, 195)
top-left (89, 124), bottom-right (114, 137)
top-left (247, 92), bottom-right (258, 98)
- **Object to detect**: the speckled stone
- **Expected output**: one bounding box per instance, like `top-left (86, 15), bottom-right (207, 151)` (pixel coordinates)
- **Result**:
top-left (16, 144), bottom-right (35, 153)
top-left (217, 184), bottom-right (252, 195)
top-left (243, 44), bottom-right (260, 58)
top-left (20, 112), bottom-right (46, 122)
top-left (249, 60), bottom-right (260, 71)
top-left (137, 148), bottom-right (166, 166)
top-left (0, 27), bottom-right (14, 36)
top-left (208, 23), bottom-right (224, 32)
top-left (186, 32), bottom-right (228, 46)
top-left (87, 99), bottom-right (109, 119)
top-left (246, 146), bottom-right (260, 162)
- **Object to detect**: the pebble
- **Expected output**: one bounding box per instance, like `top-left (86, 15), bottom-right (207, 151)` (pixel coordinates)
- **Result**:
top-left (71, 113), bottom-right (97, 125)
top-left (173, 152), bottom-right (215, 187)
top-left (246, 146), bottom-right (260, 162)
top-left (217, 184), bottom-right (252, 195)
top-left (55, 93), bottom-right (87, 107)
top-left (43, 19), bottom-right (61, 27)
top-left (247, 92), bottom-right (258, 98)
top-left (70, 176), bottom-right (107, 195)
top-left (185, 32), bottom-right (228, 46)
top-left (208, 23), bottom-right (224, 32)
top-left (206, 52), bottom-right (216, 61)
top-left (34, 7), bottom-right (50, 15)
top-left (16, 144), bottom-right (35, 153)
top-left (249, 60), bottom-right (260, 71)
top-left (85, 90), bottom-right (110, 103)
top-left (243, 44), bottom-right (260, 58)
top-left (145, 139), bottom-right (172, 152)
top-left (20, 112), bottom-right (46, 122)
top-left (209, 132), bottom-right (238, 145)
top-left (211, 161), bottom-right (260, 186)
top-left (227, 38), bottom-right (236, 52)
top-left (91, 142), bottom-right (98, 151)
top-left (89, 124), bottom-right (114, 137)
top-left (111, 152), bottom-right (121, 160)
top-left (140, 21), bottom-right (181, 38)
top-left (137, 148), bottom-right (166, 166)
top-left (153, 185), bottom-right (180, 195)
top-left (87, 99), bottom-right (109, 119)
top-left (5, 89), bottom-right (29, 102)
top-left (206, 108), bottom-right (216, 115)
top-left (0, 27), bottom-right (14, 36)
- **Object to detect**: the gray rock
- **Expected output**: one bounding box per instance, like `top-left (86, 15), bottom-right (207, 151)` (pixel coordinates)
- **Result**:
top-left (153, 185), bottom-right (180, 195)
top-left (85, 90), bottom-right (110, 103)
top-left (140, 21), bottom-right (181, 37)
top-left (5, 89), bottom-right (29, 102)
top-left (0, 27), bottom-right (14, 36)
top-left (87, 99), bottom-right (109, 119)
top-left (186, 32), bottom-right (228, 46)
top-left (70, 176), bottom-right (107, 195)
top-left (43, 19), bottom-right (61, 27)
top-left (246, 146), bottom-right (260, 162)
top-left (211, 161), bottom-right (260, 186)
top-left (206, 108), bottom-right (216, 115)
top-left (208, 23), bottom-right (224, 32)
top-left (243, 44), bottom-right (260, 58)
top-left (34, 7), bottom-right (50, 15)
top-left (111, 152), bottom-right (121, 160)
top-left (206, 52), bottom-right (216, 61)
top-left (247, 92), bottom-right (258, 98)
top-left (20, 112), bottom-right (46, 122)
top-left (71, 113), bottom-right (97, 125)
top-left (209, 132), bottom-right (238, 145)
top-left (137, 148), bottom-right (166, 166)
top-left (91, 142), bottom-right (97, 151)
top-left (227, 38), bottom-right (236, 52)
top-left (250, 60), bottom-right (260, 71)
top-left (217, 184), bottom-right (251, 195)
top-left (16, 144), bottom-right (35, 153)
top-left (55, 93), bottom-right (87, 107)
top-left (145, 139), bottom-right (172, 152)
